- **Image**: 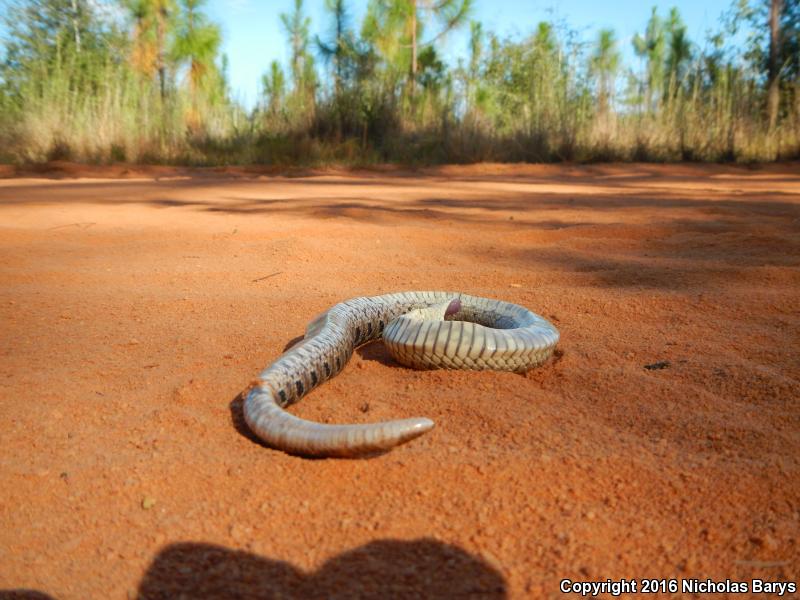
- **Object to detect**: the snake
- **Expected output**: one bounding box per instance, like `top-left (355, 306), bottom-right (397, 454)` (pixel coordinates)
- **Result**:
top-left (244, 292), bottom-right (560, 457)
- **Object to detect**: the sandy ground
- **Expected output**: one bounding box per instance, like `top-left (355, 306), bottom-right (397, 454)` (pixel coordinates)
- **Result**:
top-left (0, 162), bottom-right (798, 599)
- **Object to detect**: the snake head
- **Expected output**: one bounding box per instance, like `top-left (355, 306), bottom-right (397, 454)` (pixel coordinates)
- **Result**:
top-left (445, 298), bottom-right (462, 316)
top-left (403, 298), bottom-right (462, 323)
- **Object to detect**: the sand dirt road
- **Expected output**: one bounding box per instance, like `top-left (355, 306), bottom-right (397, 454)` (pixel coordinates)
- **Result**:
top-left (1, 162), bottom-right (798, 598)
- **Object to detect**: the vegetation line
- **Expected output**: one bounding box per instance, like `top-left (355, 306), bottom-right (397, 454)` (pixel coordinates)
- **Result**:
top-left (0, 0), bottom-right (798, 165)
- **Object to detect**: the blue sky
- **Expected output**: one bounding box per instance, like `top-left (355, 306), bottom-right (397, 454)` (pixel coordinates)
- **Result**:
top-left (211, 0), bottom-right (733, 108)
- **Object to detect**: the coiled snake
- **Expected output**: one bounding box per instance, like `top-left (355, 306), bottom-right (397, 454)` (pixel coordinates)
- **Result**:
top-left (244, 292), bottom-right (559, 457)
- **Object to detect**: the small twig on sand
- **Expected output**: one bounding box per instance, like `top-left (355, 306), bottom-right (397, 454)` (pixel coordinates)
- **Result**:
top-left (48, 222), bottom-right (96, 230)
top-left (252, 271), bottom-right (282, 283)
top-left (644, 361), bottom-right (671, 370)
top-left (734, 560), bottom-right (788, 568)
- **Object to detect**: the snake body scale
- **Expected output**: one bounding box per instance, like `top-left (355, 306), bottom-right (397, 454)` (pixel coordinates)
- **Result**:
top-left (244, 291), bottom-right (559, 457)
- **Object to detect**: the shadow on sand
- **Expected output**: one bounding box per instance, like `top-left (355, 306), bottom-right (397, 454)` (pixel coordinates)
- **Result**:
top-left (0, 538), bottom-right (507, 599)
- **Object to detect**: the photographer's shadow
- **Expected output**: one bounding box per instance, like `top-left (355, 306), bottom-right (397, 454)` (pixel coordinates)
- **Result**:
top-left (137, 537), bottom-right (507, 599)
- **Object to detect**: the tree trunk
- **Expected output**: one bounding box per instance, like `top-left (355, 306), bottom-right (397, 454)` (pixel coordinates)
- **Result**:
top-left (410, 0), bottom-right (417, 96)
top-left (767, 0), bottom-right (783, 129)
top-left (157, 4), bottom-right (167, 99)
top-left (334, 3), bottom-right (342, 98)
top-left (293, 33), bottom-right (301, 92)
top-left (71, 0), bottom-right (81, 53)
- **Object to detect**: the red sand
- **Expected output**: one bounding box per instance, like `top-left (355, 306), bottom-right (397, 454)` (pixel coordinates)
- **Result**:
top-left (0, 162), bottom-right (798, 598)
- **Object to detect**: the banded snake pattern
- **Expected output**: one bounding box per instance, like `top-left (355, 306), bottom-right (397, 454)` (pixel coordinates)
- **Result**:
top-left (244, 291), bottom-right (560, 457)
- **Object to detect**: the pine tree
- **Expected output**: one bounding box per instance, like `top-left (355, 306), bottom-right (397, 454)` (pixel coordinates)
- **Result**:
top-left (280, 0), bottom-right (313, 95)
top-left (633, 7), bottom-right (665, 112)
top-left (171, 0), bottom-right (221, 98)
top-left (262, 60), bottom-right (286, 115)
top-left (591, 28), bottom-right (621, 117)
top-left (665, 7), bottom-right (692, 95)
top-left (126, 0), bottom-right (177, 97)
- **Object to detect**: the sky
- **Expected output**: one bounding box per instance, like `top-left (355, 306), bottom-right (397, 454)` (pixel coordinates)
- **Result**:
top-left (205, 0), bottom-right (734, 110)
